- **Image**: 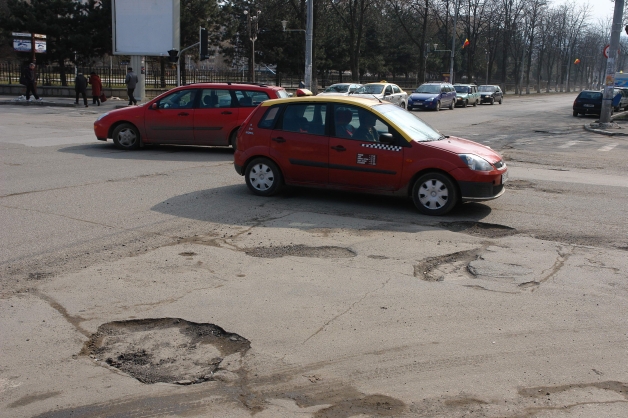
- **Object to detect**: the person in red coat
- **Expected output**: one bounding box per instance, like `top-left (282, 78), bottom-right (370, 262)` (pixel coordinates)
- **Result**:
top-left (89, 72), bottom-right (103, 106)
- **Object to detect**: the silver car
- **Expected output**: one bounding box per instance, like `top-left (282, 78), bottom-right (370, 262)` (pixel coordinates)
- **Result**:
top-left (352, 82), bottom-right (408, 109)
top-left (317, 83), bottom-right (362, 96)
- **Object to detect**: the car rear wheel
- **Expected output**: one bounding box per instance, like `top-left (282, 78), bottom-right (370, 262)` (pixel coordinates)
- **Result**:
top-left (400, 102), bottom-right (406, 109)
top-left (245, 157), bottom-right (283, 197)
top-left (573, 110), bottom-right (579, 117)
top-left (229, 129), bottom-right (238, 151)
top-left (435, 101), bottom-right (440, 111)
top-left (112, 123), bottom-right (140, 150)
top-left (412, 172), bottom-right (458, 216)
top-left (499, 97), bottom-right (503, 104)
top-left (473, 99), bottom-right (477, 107)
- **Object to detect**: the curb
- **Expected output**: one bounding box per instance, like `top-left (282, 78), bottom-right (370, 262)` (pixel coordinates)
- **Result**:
top-left (0, 100), bottom-right (78, 108)
top-left (583, 124), bottom-right (628, 137)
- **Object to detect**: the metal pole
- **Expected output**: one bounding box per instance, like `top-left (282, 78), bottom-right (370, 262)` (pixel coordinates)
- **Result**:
top-left (600, 0), bottom-right (624, 124)
top-left (485, 51), bottom-right (489, 85)
top-left (304, 0), bottom-right (313, 90)
top-left (449, 0), bottom-right (459, 84)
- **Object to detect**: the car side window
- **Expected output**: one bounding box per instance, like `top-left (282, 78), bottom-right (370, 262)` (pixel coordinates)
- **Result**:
top-left (392, 85), bottom-right (401, 94)
top-left (385, 86), bottom-right (393, 95)
top-left (234, 90), bottom-right (270, 107)
top-left (199, 89), bottom-right (233, 108)
top-left (279, 103), bottom-right (327, 135)
top-left (158, 89), bottom-right (197, 109)
top-left (332, 104), bottom-right (395, 143)
top-left (258, 105), bottom-right (281, 129)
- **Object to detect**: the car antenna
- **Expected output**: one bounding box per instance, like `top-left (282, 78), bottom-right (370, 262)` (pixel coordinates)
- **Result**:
top-left (371, 94), bottom-right (382, 103)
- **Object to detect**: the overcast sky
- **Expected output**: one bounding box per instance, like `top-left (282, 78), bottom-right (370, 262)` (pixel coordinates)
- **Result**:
top-left (559, 0), bottom-right (615, 25)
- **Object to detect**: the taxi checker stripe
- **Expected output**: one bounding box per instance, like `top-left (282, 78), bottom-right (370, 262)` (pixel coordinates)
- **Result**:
top-left (361, 143), bottom-right (402, 152)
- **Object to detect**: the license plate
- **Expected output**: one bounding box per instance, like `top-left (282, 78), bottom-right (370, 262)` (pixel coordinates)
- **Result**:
top-left (416, 103), bottom-right (423, 106)
top-left (502, 171), bottom-right (509, 184)
top-left (583, 104), bottom-right (594, 107)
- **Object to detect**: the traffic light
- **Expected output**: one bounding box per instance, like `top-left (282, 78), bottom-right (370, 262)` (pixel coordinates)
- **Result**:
top-left (200, 28), bottom-right (209, 61)
top-left (167, 49), bottom-right (179, 63)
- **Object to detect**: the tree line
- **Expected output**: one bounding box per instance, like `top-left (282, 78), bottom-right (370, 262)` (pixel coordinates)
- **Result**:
top-left (1, 0), bottom-right (626, 92)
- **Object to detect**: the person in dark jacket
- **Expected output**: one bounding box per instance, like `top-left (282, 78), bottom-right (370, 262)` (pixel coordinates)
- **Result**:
top-left (22, 63), bottom-right (41, 102)
top-left (89, 72), bottom-right (103, 106)
top-left (125, 67), bottom-right (138, 105)
top-left (75, 72), bottom-right (88, 107)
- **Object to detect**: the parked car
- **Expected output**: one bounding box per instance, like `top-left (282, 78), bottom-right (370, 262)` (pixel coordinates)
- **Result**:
top-left (453, 84), bottom-right (479, 107)
top-left (351, 82), bottom-right (408, 108)
top-left (233, 95), bottom-right (508, 215)
top-left (93, 82), bottom-right (289, 150)
top-left (317, 83), bottom-right (362, 96)
top-left (613, 88), bottom-right (628, 111)
top-left (407, 82), bottom-right (457, 111)
top-left (573, 90), bottom-right (604, 116)
top-left (478, 85), bottom-right (503, 104)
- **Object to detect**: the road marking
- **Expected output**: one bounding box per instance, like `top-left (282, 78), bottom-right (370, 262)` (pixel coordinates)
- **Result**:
top-left (598, 143), bottom-right (618, 152)
top-left (558, 140), bottom-right (581, 148)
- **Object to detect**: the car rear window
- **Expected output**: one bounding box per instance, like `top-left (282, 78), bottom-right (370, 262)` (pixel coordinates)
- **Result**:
top-left (258, 106), bottom-right (281, 129)
top-left (578, 92), bottom-right (602, 100)
top-left (276, 89), bottom-right (289, 99)
top-left (234, 90), bottom-right (270, 107)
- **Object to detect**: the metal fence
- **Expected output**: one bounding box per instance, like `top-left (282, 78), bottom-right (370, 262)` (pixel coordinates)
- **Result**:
top-left (0, 62), bottom-right (590, 93)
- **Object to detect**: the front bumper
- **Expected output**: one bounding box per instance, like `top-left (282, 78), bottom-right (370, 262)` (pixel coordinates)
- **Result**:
top-left (480, 96), bottom-right (495, 102)
top-left (459, 181), bottom-right (505, 201)
top-left (408, 100), bottom-right (436, 109)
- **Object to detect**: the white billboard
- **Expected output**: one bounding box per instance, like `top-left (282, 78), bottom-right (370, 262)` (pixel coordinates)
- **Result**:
top-left (112, 0), bottom-right (179, 56)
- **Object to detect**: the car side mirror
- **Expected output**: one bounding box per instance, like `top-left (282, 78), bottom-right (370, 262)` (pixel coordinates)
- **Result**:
top-left (151, 102), bottom-right (158, 109)
top-left (379, 133), bottom-right (394, 145)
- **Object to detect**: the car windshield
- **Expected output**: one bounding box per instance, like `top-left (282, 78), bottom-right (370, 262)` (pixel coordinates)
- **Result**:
top-left (415, 85), bottom-right (441, 94)
top-left (356, 84), bottom-right (384, 94)
top-left (376, 103), bottom-right (442, 142)
top-left (324, 84), bottom-right (350, 93)
top-left (579, 92), bottom-right (602, 100)
top-left (455, 86), bottom-right (470, 93)
top-left (478, 86), bottom-right (496, 92)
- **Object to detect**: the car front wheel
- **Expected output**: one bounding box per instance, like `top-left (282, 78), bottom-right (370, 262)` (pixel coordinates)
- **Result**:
top-left (573, 110), bottom-right (579, 117)
top-left (412, 172), bottom-right (458, 216)
top-left (112, 123), bottom-right (140, 150)
top-left (435, 101), bottom-right (440, 111)
top-left (245, 157), bottom-right (283, 196)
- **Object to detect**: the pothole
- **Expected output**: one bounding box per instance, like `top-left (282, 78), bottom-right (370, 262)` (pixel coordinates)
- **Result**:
top-left (81, 318), bottom-right (250, 385)
top-left (414, 249), bottom-right (481, 281)
top-left (245, 245), bottom-right (356, 259)
top-left (438, 221), bottom-right (516, 238)
top-left (502, 179), bottom-right (563, 194)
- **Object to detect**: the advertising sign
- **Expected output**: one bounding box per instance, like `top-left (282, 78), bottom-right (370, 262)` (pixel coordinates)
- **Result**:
top-left (13, 39), bottom-right (46, 53)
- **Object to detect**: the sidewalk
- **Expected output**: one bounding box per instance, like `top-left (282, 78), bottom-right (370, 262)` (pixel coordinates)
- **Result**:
top-left (0, 94), bottom-right (139, 109)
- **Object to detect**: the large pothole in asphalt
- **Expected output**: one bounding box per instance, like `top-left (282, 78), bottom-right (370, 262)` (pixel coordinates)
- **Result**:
top-left (245, 244), bottom-right (356, 259)
top-left (81, 318), bottom-right (250, 385)
top-left (438, 221), bottom-right (516, 238)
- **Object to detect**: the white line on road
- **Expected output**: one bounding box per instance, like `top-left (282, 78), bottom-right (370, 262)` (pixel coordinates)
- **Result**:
top-left (558, 140), bottom-right (581, 148)
top-left (598, 143), bottom-right (618, 152)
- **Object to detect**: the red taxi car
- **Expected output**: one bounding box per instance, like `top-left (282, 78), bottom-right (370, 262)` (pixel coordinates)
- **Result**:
top-left (94, 83), bottom-right (289, 150)
top-left (233, 96), bottom-right (507, 215)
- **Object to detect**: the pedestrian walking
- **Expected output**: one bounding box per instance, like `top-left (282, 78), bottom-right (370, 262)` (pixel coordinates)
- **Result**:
top-left (75, 72), bottom-right (89, 107)
top-left (21, 63), bottom-right (42, 102)
top-left (89, 71), bottom-right (103, 106)
top-left (125, 67), bottom-right (138, 105)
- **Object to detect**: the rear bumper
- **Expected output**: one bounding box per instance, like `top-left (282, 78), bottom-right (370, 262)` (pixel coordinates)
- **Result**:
top-left (573, 106), bottom-right (601, 114)
top-left (234, 163), bottom-right (244, 175)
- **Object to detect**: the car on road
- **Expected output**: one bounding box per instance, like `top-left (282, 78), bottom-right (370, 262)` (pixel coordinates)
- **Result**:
top-left (454, 84), bottom-right (479, 107)
top-left (317, 83), bottom-right (362, 96)
top-left (351, 82), bottom-right (408, 109)
top-left (573, 90), bottom-right (604, 116)
top-left (478, 85), bottom-right (503, 105)
top-left (407, 82), bottom-right (457, 111)
top-left (233, 96), bottom-right (508, 215)
top-left (613, 88), bottom-right (628, 111)
top-left (93, 82), bottom-right (289, 150)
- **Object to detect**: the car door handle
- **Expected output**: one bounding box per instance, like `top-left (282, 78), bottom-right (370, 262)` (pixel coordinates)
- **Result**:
top-left (272, 137), bottom-right (286, 143)
top-left (221, 111), bottom-right (233, 115)
top-left (331, 145), bottom-right (346, 152)
top-left (178, 112), bottom-right (189, 116)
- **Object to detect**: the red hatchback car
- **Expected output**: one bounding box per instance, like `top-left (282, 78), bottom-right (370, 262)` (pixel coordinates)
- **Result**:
top-left (234, 96), bottom-right (508, 215)
top-left (94, 83), bottom-right (289, 150)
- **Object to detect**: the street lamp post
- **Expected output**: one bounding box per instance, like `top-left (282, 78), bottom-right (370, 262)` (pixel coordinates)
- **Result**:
top-left (449, 0), bottom-right (460, 84)
top-left (281, 0), bottom-right (313, 90)
top-left (600, 0), bottom-right (624, 125)
top-left (244, 10), bottom-right (261, 83)
top-left (485, 50), bottom-right (489, 85)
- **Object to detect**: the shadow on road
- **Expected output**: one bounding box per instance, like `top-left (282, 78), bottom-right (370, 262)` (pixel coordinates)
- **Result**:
top-left (58, 142), bottom-right (235, 162)
top-left (150, 183), bottom-right (493, 232)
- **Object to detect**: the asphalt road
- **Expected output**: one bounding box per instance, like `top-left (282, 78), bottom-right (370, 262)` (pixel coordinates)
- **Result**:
top-left (1, 93), bottom-right (627, 417)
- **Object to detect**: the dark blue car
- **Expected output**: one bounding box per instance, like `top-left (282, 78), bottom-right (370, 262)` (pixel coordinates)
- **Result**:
top-left (407, 82), bottom-right (457, 111)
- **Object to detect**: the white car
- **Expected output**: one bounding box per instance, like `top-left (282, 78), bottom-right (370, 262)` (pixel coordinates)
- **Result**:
top-left (351, 82), bottom-right (408, 109)
top-left (317, 83), bottom-right (363, 96)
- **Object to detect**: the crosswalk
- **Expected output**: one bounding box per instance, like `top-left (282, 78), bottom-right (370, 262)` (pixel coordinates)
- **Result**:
top-left (598, 143), bottom-right (619, 152)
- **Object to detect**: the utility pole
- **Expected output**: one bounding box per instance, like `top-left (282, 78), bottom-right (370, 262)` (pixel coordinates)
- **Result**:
top-left (304, 0), bottom-right (313, 90)
top-left (449, 0), bottom-right (459, 84)
top-left (244, 10), bottom-right (261, 83)
top-left (600, 0), bottom-right (624, 125)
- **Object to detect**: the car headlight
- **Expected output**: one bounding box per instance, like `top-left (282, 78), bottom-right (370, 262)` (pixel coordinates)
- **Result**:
top-left (96, 112), bottom-right (109, 122)
top-left (459, 154), bottom-right (493, 171)
top-left (425, 97), bottom-right (434, 101)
